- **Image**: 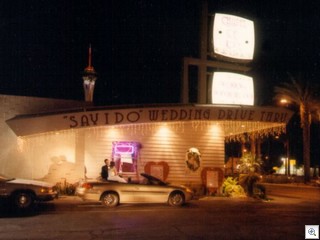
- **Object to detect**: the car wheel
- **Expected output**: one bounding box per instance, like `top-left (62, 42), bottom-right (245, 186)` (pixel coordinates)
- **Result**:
top-left (168, 192), bottom-right (185, 207)
top-left (13, 192), bottom-right (34, 209)
top-left (101, 192), bottom-right (119, 207)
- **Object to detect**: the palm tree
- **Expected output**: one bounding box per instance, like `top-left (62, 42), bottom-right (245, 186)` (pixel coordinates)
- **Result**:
top-left (274, 75), bottom-right (319, 183)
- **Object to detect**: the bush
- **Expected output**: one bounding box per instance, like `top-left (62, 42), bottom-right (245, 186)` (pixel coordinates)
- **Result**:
top-left (54, 181), bottom-right (76, 196)
top-left (222, 177), bottom-right (246, 198)
top-left (239, 173), bottom-right (266, 199)
top-left (238, 152), bottom-right (262, 174)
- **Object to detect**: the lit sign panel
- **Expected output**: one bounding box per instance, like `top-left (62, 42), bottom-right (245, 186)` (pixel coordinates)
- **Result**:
top-left (211, 72), bottom-right (254, 105)
top-left (114, 145), bottom-right (135, 154)
top-left (212, 13), bottom-right (254, 61)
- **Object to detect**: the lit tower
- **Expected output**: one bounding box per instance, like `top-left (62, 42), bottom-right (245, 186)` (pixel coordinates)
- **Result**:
top-left (82, 45), bottom-right (97, 102)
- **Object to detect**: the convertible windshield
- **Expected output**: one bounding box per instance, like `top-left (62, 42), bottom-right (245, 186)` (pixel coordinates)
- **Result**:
top-left (140, 173), bottom-right (167, 186)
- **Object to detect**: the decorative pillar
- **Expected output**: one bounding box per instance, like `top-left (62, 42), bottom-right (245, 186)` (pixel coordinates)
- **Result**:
top-left (75, 130), bottom-right (86, 180)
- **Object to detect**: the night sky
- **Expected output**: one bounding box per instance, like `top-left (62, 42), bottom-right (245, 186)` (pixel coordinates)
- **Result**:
top-left (1, 0), bottom-right (320, 106)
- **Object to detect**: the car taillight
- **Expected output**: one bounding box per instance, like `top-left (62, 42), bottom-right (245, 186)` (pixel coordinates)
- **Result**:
top-left (81, 183), bottom-right (93, 189)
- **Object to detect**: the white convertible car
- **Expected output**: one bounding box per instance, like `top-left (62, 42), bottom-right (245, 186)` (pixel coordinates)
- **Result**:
top-left (76, 173), bottom-right (194, 207)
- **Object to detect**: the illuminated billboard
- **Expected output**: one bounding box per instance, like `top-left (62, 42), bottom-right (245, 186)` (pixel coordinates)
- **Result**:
top-left (212, 13), bottom-right (255, 61)
top-left (211, 72), bottom-right (254, 105)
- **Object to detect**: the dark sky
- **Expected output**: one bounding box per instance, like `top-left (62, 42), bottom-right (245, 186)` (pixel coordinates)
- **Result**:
top-left (1, 0), bottom-right (320, 106)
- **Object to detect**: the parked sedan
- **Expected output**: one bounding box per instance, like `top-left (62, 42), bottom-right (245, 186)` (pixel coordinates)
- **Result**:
top-left (76, 173), bottom-right (194, 207)
top-left (0, 173), bottom-right (58, 210)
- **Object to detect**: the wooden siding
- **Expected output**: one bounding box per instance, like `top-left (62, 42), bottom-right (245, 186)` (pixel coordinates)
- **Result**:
top-left (20, 121), bottom-right (224, 186)
top-left (84, 121), bottom-right (225, 185)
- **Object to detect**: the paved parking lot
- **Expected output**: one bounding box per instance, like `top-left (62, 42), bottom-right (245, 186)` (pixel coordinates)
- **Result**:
top-left (0, 184), bottom-right (319, 239)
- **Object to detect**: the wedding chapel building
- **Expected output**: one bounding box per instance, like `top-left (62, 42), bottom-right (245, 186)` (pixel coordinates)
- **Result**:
top-left (1, 12), bottom-right (294, 192)
top-left (3, 95), bottom-right (292, 193)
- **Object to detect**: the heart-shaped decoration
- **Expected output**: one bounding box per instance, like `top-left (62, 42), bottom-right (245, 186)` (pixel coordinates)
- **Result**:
top-left (144, 161), bottom-right (169, 181)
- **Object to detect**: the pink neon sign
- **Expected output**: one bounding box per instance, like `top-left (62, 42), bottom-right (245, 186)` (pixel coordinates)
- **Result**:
top-left (114, 145), bottom-right (135, 154)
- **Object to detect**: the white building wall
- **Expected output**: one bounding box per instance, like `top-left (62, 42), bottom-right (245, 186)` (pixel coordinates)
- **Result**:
top-left (0, 94), bottom-right (85, 180)
top-left (83, 122), bottom-right (225, 185)
top-left (21, 131), bottom-right (78, 182)
top-left (14, 121), bottom-right (225, 186)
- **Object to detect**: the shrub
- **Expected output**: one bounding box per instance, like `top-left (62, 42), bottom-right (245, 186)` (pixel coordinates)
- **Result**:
top-left (238, 152), bottom-right (262, 174)
top-left (222, 177), bottom-right (246, 198)
top-left (54, 181), bottom-right (76, 196)
top-left (239, 173), bottom-right (266, 199)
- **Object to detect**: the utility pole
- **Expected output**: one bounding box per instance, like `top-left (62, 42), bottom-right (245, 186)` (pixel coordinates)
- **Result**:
top-left (198, 0), bottom-right (208, 104)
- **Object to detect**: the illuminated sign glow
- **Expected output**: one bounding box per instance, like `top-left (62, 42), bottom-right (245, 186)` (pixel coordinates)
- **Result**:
top-left (213, 13), bottom-right (255, 61)
top-left (211, 72), bottom-right (254, 105)
top-left (114, 145), bottom-right (135, 154)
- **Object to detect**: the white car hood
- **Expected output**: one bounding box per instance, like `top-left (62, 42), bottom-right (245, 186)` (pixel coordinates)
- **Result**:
top-left (11, 178), bottom-right (53, 188)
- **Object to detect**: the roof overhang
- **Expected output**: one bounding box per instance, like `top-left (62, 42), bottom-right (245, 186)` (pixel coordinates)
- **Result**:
top-left (6, 104), bottom-right (294, 139)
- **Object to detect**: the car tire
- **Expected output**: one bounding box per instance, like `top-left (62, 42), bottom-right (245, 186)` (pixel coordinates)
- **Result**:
top-left (12, 192), bottom-right (34, 210)
top-left (101, 192), bottom-right (119, 207)
top-left (168, 191), bottom-right (185, 207)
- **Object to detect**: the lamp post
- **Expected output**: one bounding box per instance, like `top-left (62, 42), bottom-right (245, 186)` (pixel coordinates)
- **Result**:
top-left (276, 135), bottom-right (288, 176)
top-left (83, 45), bottom-right (97, 103)
top-left (285, 136), bottom-right (290, 176)
top-left (279, 98), bottom-right (290, 176)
